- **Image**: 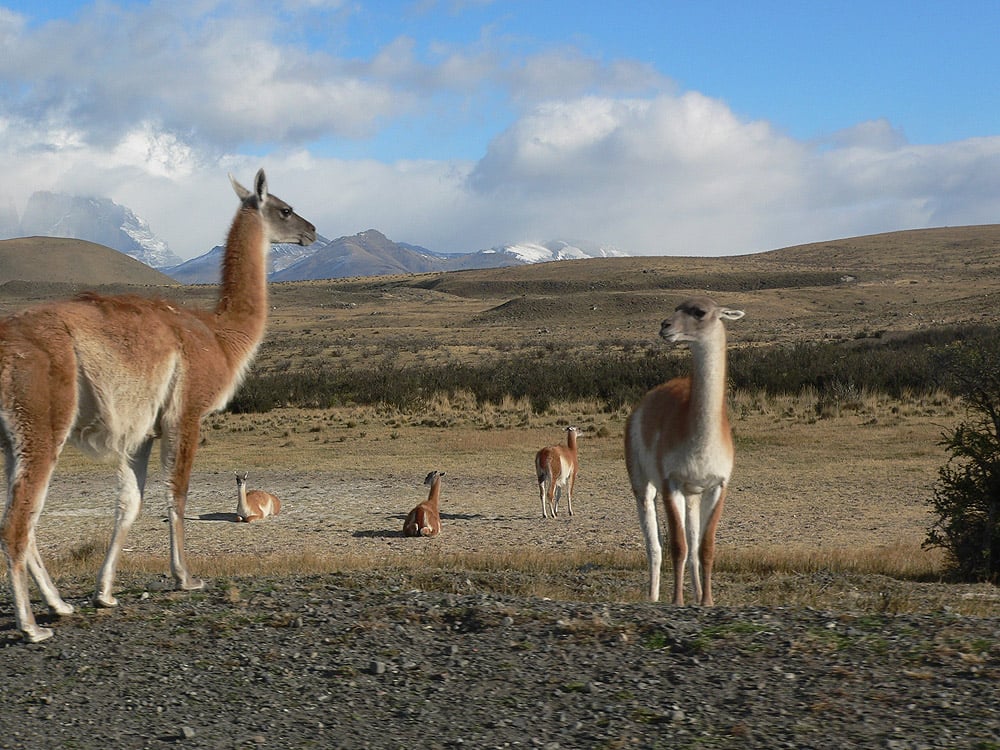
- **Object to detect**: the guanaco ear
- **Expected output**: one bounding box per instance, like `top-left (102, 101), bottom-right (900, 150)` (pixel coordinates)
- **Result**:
top-left (720, 308), bottom-right (745, 322)
top-left (230, 174), bottom-right (250, 201)
top-left (253, 169), bottom-right (268, 204)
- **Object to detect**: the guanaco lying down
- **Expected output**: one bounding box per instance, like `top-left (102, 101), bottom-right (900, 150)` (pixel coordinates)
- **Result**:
top-left (235, 471), bottom-right (281, 522)
top-left (403, 471), bottom-right (445, 537)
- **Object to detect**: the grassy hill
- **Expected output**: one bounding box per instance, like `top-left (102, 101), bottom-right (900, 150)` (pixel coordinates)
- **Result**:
top-left (0, 224), bottom-right (997, 390)
top-left (0, 236), bottom-right (177, 287)
top-left (245, 223), bottom-right (1000, 377)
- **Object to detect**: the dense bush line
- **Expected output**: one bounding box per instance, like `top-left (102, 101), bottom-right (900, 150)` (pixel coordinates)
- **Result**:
top-left (412, 270), bottom-right (847, 297)
top-left (229, 324), bottom-right (1000, 414)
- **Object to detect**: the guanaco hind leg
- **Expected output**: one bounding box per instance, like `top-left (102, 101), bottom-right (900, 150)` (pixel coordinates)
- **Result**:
top-left (2, 457), bottom-right (65, 642)
top-left (95, 437), bottom-right (154, 608)
top-left (162, 417), bottom-right (205, 592)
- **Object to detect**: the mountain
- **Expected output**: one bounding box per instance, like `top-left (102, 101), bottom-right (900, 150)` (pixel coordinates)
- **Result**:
top-left (0, 189), bottom-right (629, 283)
top-left (169, 230), bottom-right (436, 284)
top-left (272, 229), bottom-right (438, 282)
top-left (463, 239), bottom-right (628, 266)
top-left (168, 232), bottom-right (628, 283)
top-left (15, 192), bottom-right (184, 269)
top-left (167, 235), bottom-right (331, 285)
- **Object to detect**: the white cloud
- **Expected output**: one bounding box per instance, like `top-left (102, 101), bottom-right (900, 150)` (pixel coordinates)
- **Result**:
top-left (0, 1), bottom-right (405, 148)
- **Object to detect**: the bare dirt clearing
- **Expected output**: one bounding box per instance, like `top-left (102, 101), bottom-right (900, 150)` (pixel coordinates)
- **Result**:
top-left (29, 400), bottom-right (994, 615)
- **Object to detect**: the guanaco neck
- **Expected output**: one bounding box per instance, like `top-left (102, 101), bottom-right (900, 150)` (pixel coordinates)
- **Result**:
top-left (214, 205), bottom-right (269, 353)
top-left (687, 325), bottom-right (729, 443)
top-left (566, 429), bottom-right (578, 457)
top-left (426, 477), bottom-right (442, 510)
top-left (236, 478), bottom-right (249, 515)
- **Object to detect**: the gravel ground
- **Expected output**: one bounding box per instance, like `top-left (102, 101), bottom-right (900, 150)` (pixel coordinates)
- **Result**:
top-left (3, 417), bottom-right (998, 749)
top-left (1, 571), bottom-right (999, 750)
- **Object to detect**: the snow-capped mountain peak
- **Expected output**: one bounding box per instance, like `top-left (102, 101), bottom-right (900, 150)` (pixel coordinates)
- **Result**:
top-left (12, 191), bottom-right (184, 268)
top-left (487, 239), bottom-right (627, 264)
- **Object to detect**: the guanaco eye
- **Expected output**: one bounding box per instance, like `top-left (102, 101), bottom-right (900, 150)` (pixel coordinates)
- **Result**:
top-left (280, 207), bottom-right (292, 217)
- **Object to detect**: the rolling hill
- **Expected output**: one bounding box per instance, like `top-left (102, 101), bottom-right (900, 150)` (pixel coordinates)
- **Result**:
top-left (0, 237), bottom-right (178, 287)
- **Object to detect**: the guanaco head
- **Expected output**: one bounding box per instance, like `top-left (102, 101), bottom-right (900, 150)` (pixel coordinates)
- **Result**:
top-left (229, 169), bottom-right (317, 246)
top-left (234, 471), bottom-right (248, 488)
top-left (424, 470), bottom-right (445, 487)
top-left (660, 296), bottom-right (745, 344)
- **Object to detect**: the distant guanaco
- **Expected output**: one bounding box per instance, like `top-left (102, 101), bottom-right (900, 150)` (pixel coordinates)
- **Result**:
top-left (535, 426), bottom-right (579, 518)
top-left (235, 472), bottom-right (281, 522)
top-left (403, 471), bottom-right (445, 537)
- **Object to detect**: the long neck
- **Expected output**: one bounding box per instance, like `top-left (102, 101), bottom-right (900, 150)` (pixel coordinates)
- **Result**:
top-left (426, 478), bottom-right (442, 510)
top-left (688, 326), bottom-right (729, 440)
top-left (566, 431), bottom-right (577, 456)
top-left (215, 206), bottom-right (269, 343)
top-left (236, 482), bottom-right (248, 512)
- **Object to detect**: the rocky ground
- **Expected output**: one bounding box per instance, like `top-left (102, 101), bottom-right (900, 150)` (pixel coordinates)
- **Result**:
top-left (1, 569), bottom-right (999, 750)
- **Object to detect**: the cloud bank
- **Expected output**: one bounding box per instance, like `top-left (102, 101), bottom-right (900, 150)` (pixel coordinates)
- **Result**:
top-left (1, 1), bottom-right (999, 259)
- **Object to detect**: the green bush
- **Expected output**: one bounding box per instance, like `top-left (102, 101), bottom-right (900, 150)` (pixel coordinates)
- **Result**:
top-left (924, 338), bottom-right (1000, 582)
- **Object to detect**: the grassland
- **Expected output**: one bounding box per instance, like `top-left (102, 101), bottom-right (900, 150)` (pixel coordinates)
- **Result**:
top-left (5, 225), bottom-right (1000, 617)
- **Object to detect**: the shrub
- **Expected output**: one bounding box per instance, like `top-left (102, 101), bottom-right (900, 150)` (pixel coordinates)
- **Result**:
top-left (924, 338), bottom-right (1000, 582)
top-left (230, 323), bottom-right (1000, 414)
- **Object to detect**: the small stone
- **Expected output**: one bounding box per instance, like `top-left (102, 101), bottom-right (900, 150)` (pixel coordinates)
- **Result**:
top-left (180, 726), bottom-right (196, 740)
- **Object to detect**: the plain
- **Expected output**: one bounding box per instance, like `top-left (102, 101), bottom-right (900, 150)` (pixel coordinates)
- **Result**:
top-left (3, 224), bottom-right (1000, 619)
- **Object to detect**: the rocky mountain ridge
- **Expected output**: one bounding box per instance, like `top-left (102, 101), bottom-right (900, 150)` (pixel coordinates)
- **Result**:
top-left (0, 189), bottom-right (625, 283)
top-left (3, 191), bottom-right (184, 268)
top-left (169, 230), bottom-right (626, 284)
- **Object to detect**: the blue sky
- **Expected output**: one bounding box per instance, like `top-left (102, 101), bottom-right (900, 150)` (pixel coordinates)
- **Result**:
top-left (1, 0), bottom-right (999, 258)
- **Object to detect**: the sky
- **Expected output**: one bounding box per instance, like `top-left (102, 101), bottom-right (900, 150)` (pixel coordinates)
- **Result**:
top-left (1, 0), bottom-right (999, 260)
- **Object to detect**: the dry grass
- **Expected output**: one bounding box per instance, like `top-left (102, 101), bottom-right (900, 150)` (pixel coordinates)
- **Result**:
top-left (45, 534), bottom-right (1000, 617)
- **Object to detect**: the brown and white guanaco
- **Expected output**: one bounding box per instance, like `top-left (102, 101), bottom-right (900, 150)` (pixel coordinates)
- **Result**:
top-left (403, 471), bottom-right (445, 537)
top-left (625, 296), bottom-right (744, 606)
top-left (0, 169), bottom-right (314, 642)
top-left (235, 471), bottom-right (281, 522)
top-left (535, 426), bottom-right (579, 518)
